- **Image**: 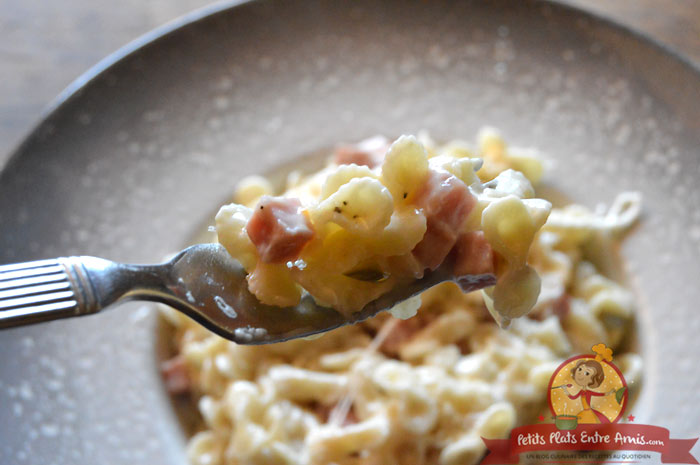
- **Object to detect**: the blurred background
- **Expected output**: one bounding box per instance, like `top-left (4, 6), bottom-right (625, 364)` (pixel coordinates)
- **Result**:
top-left (0, 0), bottom-right (698, 168)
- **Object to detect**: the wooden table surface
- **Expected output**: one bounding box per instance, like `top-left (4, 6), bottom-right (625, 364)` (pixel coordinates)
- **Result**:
top-left (0, 0), bottom-right (698, 168)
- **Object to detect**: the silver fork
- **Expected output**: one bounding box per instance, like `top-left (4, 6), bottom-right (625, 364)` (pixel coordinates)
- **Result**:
top-left (0, 244), bottom-right (496, 344)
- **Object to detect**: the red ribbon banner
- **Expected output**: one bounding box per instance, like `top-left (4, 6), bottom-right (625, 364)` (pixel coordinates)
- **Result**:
top-left (482, 424), bottom-right (698, 464)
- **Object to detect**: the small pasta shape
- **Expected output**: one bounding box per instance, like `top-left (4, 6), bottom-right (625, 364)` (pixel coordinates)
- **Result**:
top-left (381, 135), bottom-right (430, 203)
top-left (369, 207), bottom-right (427, 257)
top-left (482, 169), bottom-right (535, 199)
top-left (544, 192), bottom-right (642, 237)
top-left (485, 265), bottom-right (542, 321)
top-left (477, 126), bottom-right (507, 159)
top-left (320, 164), bottom-right (379, 200)
top-left (475, 127), bottom-right (544, 185)
top-left (228, 423), bottom-right (274, 461)
top-left (454, 353), bottom-right (500, 381)
top-left (215, 203), bottom-right (257, 271)
top-left (509, 316), bottom-right (572, 356)
top-left (371, 362), bottom-right (438, 434)
top-left (506, 147), bottom-right (545, 185)
top-left (439, 432), bottom-right (486, 465)
top-left (399, 310), bottom-right (477, 360)
top-left (482, 195), bottom-right (543, 263)
top-left (307, 416), bottom-right (390, 463)
top-left (233, 175), bottom-right (275, 207)
top-left (224, 380), bottom-right (267, 423)
top-left (311, 177), bottom-right (394, 235)
top-left (476, 402), bottom-right (516, 439)
top-left (187, 431), bottom-right (223, 465)
top-left (198, 395), bottom-right (230, 431)
top-left (428, 155), bottom-right (482, 186)
top-left (246, 261), bottom-right (302, 307)
top-left (562, 298), bottom-right (609, 353)
top-left (481, 194), bottom-right (551, 323)
top-left (436, 139), bottom-right (475, 159)
top-left (264, 400), bottom-right (320, 440)
top-left (266, 365), bottom-right (348, 403)
top-left (616, 353), bottom-right (643, 389)
top-left (528, 361), bottom-right (562, 391)
top-left (438, 379), bottom-right (495, 413)
top-left (388, 295), bottom-right (422, 320)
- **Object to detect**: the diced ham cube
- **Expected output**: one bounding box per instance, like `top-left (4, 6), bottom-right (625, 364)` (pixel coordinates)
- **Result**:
top-left (453, 231), bottom-right (495, 277)
top-left (334, 136), bottom-right (390, 168)
top-left (160, 355), bottom-right (190, 395)
top-left (529, 291), bottom-right (570, 321)
top-left (552, 292), bottom-right (571, 320)
top-left (379, 310), bottom-right (441, 357)
top-left (380, 317), bottom-right (422, 356)
top-left (412, 222), bottom-right (454, 272)
top-left (247, 196), bottom-right (315, 263)
top-left (411, 170), bottom-right (476, 270)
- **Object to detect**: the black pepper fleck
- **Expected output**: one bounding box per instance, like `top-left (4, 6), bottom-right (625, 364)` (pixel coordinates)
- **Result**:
top-left (334, 207), bottom-right (342, 213)
top-left (403, 192), bottom-right (408, 199)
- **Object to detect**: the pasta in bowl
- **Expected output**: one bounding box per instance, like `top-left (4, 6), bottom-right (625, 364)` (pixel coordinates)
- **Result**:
top-left (161, 128), bottom-right (642, 465)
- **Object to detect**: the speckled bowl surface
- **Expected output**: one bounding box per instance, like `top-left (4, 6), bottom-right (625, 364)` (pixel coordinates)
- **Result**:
top-left (1, 0), bottom-right (699, 463)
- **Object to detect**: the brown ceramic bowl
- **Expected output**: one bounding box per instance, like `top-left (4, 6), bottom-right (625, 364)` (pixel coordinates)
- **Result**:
top-left (1, 1), bottom-right (699, 463)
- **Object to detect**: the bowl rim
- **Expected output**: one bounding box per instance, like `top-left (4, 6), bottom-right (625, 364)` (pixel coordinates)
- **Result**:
top-left (1, 0), bottom-right (699, 177)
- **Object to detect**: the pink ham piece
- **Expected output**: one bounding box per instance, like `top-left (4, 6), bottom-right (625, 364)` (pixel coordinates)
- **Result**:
top-left (334, 136), bottom-right (390, 168)
top-left (160, 355), bottom-right (190, 395)
top-left (380, 317), bottom-right (423, 357)
top-left (247, 196), bottom-right (315, 263)
top-left (411, 170), bottom-right (477, 271)
top-left (453, 231), bottom-right (495, 277)
top-left (552, 293), bottom-right (571, 320)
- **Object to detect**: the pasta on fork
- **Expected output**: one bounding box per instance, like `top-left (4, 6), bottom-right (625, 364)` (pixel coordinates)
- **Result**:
top-left (215, 133), bottom-right (551, 326)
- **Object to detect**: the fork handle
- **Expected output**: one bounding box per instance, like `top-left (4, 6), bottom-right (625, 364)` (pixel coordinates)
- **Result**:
top-left (0, 257), bottom-right (167, 329)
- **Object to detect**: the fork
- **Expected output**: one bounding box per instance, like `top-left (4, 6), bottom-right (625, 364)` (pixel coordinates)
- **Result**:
top-left (0, 244), bottom-right (496, 344)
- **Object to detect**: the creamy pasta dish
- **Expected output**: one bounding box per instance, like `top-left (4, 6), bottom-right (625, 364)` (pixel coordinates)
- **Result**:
top-left (214, 133), bottom-right (550, 326)
top-left (161, 128), bottom-right (642, 465)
